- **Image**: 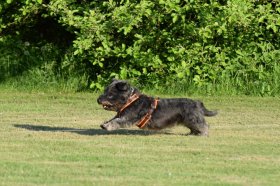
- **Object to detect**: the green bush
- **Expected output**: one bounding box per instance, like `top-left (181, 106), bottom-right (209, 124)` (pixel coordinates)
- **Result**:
top-left (0, 0), bottom-right (280, 95)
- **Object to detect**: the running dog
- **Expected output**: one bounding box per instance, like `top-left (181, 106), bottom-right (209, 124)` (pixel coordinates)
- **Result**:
top-left (97, 79), bottom-right (217, 136)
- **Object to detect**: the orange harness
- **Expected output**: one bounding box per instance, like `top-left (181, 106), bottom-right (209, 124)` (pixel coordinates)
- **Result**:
top-left (119, 94), bottom-right (140, 113)
top-left (137, 98), bottom-right (159, 128)
top-left (119, 94), bottom-right (159, 129)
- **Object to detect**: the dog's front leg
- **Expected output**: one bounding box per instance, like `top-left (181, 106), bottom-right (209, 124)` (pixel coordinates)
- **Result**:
top-left (100, 116), bottom-right (134, 131)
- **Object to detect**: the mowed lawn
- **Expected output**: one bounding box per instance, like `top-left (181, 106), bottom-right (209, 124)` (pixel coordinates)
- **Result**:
top-left (0, 90), bottom-right (279, 186)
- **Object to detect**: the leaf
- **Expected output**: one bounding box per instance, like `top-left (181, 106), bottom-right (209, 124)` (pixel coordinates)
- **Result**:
top-left (73, 50), bottom-right (80, 55)
top-left (193, 75), bottom-right (201, 83)
top-left (37, 0), bottom-right (43, 4)
top-left (236, 50), bottom-right (243, 56)
top-left (181, 61), bottom-right (187, 68)
top-left (172, 14), bottom-right (178, 23)
top-left (120, 68), bottom-right (127, 79)
top-left (258, 16), bottom-right (265, 23)
top-left (177, 72), bottom-right (184, 78)
top-left (90, 82), bottom-right (102, 90)
top-left (271, 24), bottom-right (278, 33)
top-left (142, 68), bottom-right (147, 74)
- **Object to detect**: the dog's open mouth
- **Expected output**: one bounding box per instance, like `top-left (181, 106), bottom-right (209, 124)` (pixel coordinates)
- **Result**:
top-left (101, 101), bottom-right (114, 110)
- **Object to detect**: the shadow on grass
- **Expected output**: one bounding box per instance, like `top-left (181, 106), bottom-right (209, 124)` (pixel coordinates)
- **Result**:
top-left (14, 124), bottom-right (166, 136)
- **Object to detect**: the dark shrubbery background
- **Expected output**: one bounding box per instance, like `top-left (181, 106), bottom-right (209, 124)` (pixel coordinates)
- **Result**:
top-left (1, 0), bottom-right (280, 95)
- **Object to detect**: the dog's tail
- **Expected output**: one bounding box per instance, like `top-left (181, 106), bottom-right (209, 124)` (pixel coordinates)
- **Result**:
top-left (199, 102), bottom-right (218, 117)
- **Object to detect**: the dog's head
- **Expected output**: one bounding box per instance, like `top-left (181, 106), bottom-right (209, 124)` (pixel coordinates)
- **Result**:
top-left (97, 79), bottom-right (138, 112)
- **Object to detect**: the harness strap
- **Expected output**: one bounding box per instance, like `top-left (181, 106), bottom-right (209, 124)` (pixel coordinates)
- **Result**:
top-left (137, 98), bottom-right (159, 129)
top-left (118, 94), bottom-right (159, 129)
top-left (119, 94), bottom-right (140, 113)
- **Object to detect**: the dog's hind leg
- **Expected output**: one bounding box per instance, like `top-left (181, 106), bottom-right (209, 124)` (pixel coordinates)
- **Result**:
top-left (183, 113), bottom-right (209, 136)
top-left (188, 123), bottom-right (209, 136)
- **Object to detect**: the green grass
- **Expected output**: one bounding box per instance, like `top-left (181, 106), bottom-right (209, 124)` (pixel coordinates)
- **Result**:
top-left (0, 90), bottom-right (280, 186)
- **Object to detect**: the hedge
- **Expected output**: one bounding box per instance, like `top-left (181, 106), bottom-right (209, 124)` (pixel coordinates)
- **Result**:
top-left (0, 0), bottom-right (280, 95)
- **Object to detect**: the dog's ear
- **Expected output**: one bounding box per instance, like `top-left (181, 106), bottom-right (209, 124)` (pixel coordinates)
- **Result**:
top-left (116, 81), bottom-right (129, 91)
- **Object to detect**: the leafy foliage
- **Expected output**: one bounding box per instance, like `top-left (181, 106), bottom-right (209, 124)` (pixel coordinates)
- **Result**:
top-left (0, 0), bottom-right (280, 95)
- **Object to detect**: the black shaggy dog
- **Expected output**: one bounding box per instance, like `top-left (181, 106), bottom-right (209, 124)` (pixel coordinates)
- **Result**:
top-left (97, 79), bottom-right (217, 136)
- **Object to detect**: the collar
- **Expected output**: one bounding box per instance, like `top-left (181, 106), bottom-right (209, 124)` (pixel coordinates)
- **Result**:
top-left (136, 98), bottom-right (159, 129)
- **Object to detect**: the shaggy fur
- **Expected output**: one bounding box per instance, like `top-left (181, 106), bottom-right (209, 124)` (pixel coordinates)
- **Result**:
top-left (97, 79), bottom-right (217, 136)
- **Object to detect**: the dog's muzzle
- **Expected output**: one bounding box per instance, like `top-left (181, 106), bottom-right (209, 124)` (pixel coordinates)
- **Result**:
top-left (101, 102), bottom-right (114, 110)
top-left (97, 97), bottom-right (114, 110)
